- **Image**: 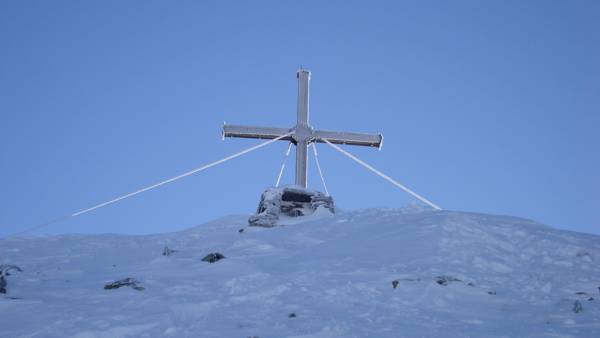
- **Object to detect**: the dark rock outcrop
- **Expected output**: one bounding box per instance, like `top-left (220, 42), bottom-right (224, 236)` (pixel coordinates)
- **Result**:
top-left (435, 275), bottom-right (462, 286)
top-left (0, 264), bottom-right (22, 294)
top-left (249, 186), bottom-right (334, 227)
top-left (104, 277), bottom-right (144, 291)
top-left (0, 275), bottom-right (6, 294)
top-left (162, 246), bottom-right (177, 256)
top-left (202, 253), bottom-right (225, 263)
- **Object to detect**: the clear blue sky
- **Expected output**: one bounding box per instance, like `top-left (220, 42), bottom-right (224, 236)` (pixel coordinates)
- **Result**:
top-left (1, 1), bottom-right (598, 236)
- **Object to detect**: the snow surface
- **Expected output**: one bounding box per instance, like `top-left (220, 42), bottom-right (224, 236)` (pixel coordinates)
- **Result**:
top-left (1, 207), bottom-right (599, 337)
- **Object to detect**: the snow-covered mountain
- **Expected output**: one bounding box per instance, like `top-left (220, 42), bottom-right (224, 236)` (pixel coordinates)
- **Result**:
top-left (1, 208), bottom-right (599, 338)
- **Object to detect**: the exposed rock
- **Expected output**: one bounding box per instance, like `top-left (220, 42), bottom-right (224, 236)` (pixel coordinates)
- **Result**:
top-left (391, 277), bottom-right (420, 289)
top-left (238, 228), bottom-right (244, 233)
top-left (488, 291), bottom-right (497, 295)
top-left (0, 264), bottom-right (22, 277)
top-left (104, 277), bottom-right (144, 291)
top-left (249, 211), bottom-right (279, 228)
top-left (573, 300), bottom-right (583, 313)
top-left (162, 246), bottom-right (177, 256)
top-left (0, 264), bottom-right (22, 294)
top-left (249, 186), bottom-right (334, 227)
top-left (435, 275), bottom-right (462, 286)
top-left (288, 313), bottom-right (297, 318)
top-left (202, 253), bottom-right (225, 263)
top-left (575, 291), bottom-right (596, 302)
top-left (0, 275), bottom-right (6, 294)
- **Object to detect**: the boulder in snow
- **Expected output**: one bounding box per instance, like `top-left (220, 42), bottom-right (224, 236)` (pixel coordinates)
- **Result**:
top-left (202, 253), bottom-right (225, 263)
top-left (162, 246), bottom-right (177, 256)
top-left (0, 264), bottom-right (22, 294)
top-left (104, 277), bottom-right (144, 291)
top-left (435, 275), bottom-right (462, 286)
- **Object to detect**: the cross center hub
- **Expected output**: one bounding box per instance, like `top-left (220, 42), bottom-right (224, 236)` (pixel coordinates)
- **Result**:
top-left (293, 125), bottom-right (313, 144)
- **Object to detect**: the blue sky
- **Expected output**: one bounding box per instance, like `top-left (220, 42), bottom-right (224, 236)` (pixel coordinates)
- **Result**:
top-left (1, 0), bottom-right (598, 236)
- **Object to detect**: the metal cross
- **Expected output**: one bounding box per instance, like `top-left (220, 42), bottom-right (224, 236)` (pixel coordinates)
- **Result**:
top-left (222, 69), bottom-right (383, 189)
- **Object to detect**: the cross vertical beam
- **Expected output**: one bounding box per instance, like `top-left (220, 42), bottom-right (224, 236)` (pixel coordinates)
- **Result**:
top-left (296, 69), bottom-right (310, 126)
top-left (295, 139), bottom-right (308, 188)
top-left (294, 69), bottom-right (311, 188)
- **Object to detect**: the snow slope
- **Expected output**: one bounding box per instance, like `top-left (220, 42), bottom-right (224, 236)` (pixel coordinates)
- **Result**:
top-left (1, 208), bottom-right (599, 337)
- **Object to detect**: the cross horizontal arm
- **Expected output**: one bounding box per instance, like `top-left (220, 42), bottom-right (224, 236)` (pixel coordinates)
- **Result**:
top-left (222, 123), bottom-right (294, 142)
top-left (313, 130), bottom-right (383, 149)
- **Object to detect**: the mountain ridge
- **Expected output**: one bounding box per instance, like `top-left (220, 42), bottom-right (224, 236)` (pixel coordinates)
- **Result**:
top-left (1, 208), bottom-right (599, 337)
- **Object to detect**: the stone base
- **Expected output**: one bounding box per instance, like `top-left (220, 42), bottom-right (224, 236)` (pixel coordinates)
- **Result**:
top-left (248, 186), bottom-right (335, 227)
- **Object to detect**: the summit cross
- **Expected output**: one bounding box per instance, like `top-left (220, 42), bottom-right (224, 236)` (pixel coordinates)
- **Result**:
top-left (222, 69), bottom-right (383, 189)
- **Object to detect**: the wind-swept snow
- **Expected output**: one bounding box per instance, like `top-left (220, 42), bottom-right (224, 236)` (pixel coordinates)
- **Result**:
top-left (1, 208), bottom-right (599, 337)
